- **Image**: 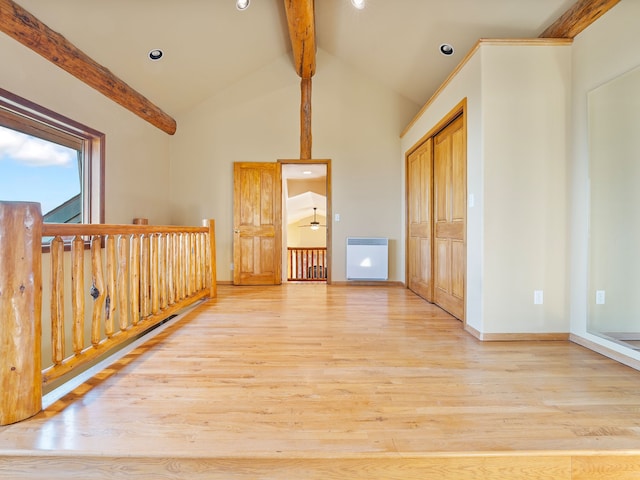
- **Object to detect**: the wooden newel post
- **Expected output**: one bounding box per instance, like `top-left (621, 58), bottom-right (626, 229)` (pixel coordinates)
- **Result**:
top-left (203, 219), bottom-right (217, 299)
top-left (0, 202), bottom-right (43, 425)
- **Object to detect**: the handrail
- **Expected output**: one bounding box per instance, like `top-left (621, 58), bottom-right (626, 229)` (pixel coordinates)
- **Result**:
top-left (0, 202), bottom-right (217, 425)
top-left (42, 223), bottom-right (209, 236)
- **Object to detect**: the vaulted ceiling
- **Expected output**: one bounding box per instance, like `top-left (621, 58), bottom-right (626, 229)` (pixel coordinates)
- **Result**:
top-left (3, 0), bottom-right (615, 132)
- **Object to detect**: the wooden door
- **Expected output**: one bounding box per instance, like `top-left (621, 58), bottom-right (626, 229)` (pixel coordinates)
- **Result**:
top-left (233, 162), bottom-right (282, 285)
top-left (433, 115), bottom-right (465, 319)
top-left (407, 138), bottom-right (433, 301)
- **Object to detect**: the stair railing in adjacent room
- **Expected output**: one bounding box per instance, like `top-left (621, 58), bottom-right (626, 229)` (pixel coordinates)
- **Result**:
top-left (287, 246), bottom-right (327, 281)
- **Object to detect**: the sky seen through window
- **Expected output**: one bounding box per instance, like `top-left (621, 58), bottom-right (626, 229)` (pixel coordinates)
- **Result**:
top-left (0, 125), bottom-right (80, 215)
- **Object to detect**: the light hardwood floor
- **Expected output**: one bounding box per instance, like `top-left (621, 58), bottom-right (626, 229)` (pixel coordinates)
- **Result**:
top-left (1, 284), bottom-right (640, 479)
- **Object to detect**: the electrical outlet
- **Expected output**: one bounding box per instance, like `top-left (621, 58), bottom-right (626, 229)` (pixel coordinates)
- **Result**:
top-left (534, 290), bottom-right (543, 305)
top-left (596, 290), bottom-right (605, 305)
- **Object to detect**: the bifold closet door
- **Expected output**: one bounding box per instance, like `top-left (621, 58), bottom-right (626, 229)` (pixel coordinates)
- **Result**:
top-left (407, 138), bottom-right (433, 302)
top-left (433, 115), bottom-right (465, 320)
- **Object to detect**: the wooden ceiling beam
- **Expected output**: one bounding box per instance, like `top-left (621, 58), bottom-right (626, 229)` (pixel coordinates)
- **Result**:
top-left (0, 0), bottom-right (177, 135)
top-left (283, 0), bottom-right (316, 79)
top-left (539, 0), bottom-right (620, 39)
top-left (284, 0), bottom-right (316, 159)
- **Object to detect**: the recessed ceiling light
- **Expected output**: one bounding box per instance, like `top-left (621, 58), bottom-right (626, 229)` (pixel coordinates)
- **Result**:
top-left (236, 0), bottom-right (250, 10)
top-left (351, 0), bottom-right (365, 10)
top-left (148, 49), bottom-right (164, 61)
top-left (303, 170), bottom-right (313, 175)
top-left (439, 44), bottom-right (455, 56)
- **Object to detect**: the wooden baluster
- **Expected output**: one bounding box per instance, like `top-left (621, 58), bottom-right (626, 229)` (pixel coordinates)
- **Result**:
top-left (197, 233), bottom-right (201, 291)
top-left (312, 249), bottom-right (316, 279)
top-left (194, 233), bottom-right (202, 291)
top-left (310, 249), bottom-right (314, 279)
top-left (166, 233), bottom-right (174, 305)
top-left (292, 250), bottom-right (296, 280)
top-left (192, 232), bottom-right (198, 292)
top-left (322, 248), bottom-right (326, 279)
top-left (188, 233), bottom-right (196, 296)
top-left (199, 232), bottom-right (206, 291)
top-left (178, 233), bottom-right (186, 300)
top-left (0, 202), bottom-right (43, 425)
top-left (118, 235), bottom-right (129, 331)
top-left (105, 235), bottom-right (116, 337)
top-left (150, 233), bottom-right (159, 314)
top-left (90, 235), bottom-right (105, 346)
top-left (181, 233), bottom-right (188, 297)
top-left (301, 249), bottom-right (305, 280)
top-left (201, 232), bottom-right (207, 291)
top-left (302, 249), bottom-right (306, 279)
top-left (201, 233), bottom-right (206, 292)
top-left (190, 233), bottom-right (197, 294)
top-left (158, 233), bottom-right (166, 310)
top-left (71, 235), bottom-right (85, 355)
top-left (172, 233), bottom-right (179, 301)
top-left (176, 232), bottom-right (182, 300)
top-left (313, 249), bottom-right (317, 279)
top-left (195, 233), bottom-right (201, 292)
top-left (171, 234), bottom-right (176, 300)
top-left (130, 234), bottom-right (141, 325)
top-left (140, 234), bottom-right (150, 318)
top-left (50, 236), bottom-right (65, 364)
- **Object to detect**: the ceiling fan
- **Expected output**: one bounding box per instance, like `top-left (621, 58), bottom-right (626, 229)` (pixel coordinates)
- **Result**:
top-left (299, 207), bottom-right (326, 230)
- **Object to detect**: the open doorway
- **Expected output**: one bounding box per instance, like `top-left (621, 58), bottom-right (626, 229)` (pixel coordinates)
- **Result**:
top-left (280, 160), bottom-right (331, 283)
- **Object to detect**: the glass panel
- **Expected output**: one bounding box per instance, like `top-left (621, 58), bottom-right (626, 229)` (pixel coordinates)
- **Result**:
top-left (587, 64), bottom-right (640, 352)
top-left (0, 124), bottom-right (82, 222)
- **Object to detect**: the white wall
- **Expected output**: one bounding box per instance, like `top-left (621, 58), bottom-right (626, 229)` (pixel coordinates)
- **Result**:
top-left (401, 41), bottom-right (570, 336)
top-left (570, 1), bottom-right (640, 358)
top-left (0, 35), bottom-right (172, 224)
top-left (169, 49), bottom-right (417, 282)
top-left (481, 44), bottom-right (570, 334)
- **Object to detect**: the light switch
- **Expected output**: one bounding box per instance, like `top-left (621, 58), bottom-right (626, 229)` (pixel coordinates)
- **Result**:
top-left (335, 213), bottom-right (340, 222)
top-left (534, 290), bottom-right (543, 305)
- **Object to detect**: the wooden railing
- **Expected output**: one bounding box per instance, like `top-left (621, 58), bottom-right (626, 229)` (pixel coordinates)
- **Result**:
top-left (287, 247), bottom-right (327, 281)
top-left (0, 202), bottom-right (216, 425)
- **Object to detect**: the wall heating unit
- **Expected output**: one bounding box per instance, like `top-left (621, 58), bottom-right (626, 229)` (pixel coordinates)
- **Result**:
top-left (346, 237), bottom-right (388, 281)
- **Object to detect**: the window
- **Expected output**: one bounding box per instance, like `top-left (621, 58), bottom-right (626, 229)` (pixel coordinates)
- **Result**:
top-left (0, 88), bottom-right (104, 223)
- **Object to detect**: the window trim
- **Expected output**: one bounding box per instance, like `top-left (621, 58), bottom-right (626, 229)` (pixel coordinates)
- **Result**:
top-left (0, 87), bottom-right (105, 223)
